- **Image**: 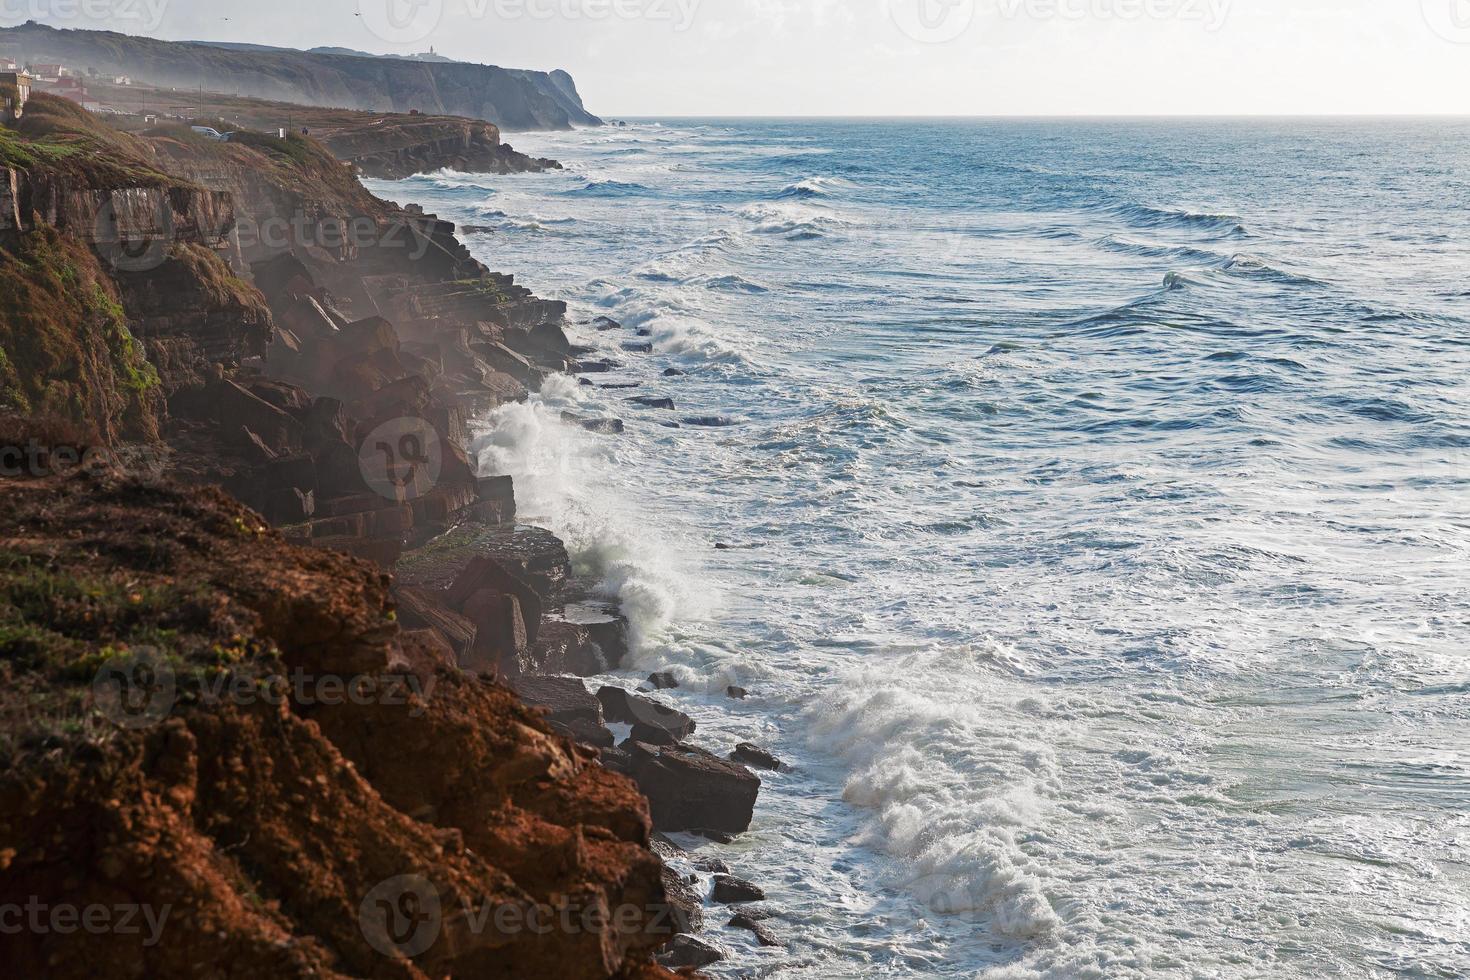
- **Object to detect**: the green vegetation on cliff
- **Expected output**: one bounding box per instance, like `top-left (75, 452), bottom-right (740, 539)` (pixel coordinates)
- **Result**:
top-left (0, 226), bottom-right (161, 443)
top-left (2, 94), bottom-right (175, 186)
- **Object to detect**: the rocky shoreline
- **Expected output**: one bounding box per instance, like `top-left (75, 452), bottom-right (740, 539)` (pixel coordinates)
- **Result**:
top-left (0, 93), bottom-right (775, 976)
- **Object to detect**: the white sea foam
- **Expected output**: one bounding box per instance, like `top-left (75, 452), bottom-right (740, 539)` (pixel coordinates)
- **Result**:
top-left (471, 386), bottom-right (713, 655)
top-left (806, 646), bottom-right (1065, 943)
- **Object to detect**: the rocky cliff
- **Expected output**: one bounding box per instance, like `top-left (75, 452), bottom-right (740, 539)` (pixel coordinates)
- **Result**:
top-left (0, 467), bottom-right (674, 979)
top-left (0, 96), bottom-right (699, 979)
top-left (0, 22), bottom-right (601, 131)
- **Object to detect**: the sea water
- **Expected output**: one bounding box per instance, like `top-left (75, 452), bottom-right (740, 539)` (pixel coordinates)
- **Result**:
top-left (368, 117), bottom-right (1470, 978)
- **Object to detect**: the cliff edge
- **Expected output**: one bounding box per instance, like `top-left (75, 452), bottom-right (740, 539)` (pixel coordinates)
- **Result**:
top-left (0, 22), bottom-right (601, 131)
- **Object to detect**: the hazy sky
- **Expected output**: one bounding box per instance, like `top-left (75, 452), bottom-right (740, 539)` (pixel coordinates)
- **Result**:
top-left (8, 0), bottom-right (1470, 115)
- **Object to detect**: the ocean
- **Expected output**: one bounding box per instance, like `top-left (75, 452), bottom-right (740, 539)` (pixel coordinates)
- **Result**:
top-left (367, 117), bottom-right (1470, 978)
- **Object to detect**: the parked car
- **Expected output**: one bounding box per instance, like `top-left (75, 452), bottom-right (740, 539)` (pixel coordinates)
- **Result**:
top-left (189, 126), bottom-right (228, 141)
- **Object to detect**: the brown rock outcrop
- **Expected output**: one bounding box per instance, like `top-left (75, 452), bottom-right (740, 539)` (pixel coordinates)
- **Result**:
top-left (0, 468), bottom-right (680, 979)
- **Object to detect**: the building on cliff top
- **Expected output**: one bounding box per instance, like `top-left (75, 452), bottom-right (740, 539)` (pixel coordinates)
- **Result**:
top-left (34, 75), bottom-right (87, 104)
top-left (1, 71), bottom-right (31, 123)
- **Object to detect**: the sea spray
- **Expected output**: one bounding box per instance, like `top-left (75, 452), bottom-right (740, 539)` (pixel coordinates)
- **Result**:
top-left (471, 376), bottom-right (712, 658)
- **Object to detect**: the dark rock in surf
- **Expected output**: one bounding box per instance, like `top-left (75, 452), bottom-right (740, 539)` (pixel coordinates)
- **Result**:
top-left (572, 359), bottom-right (619, 374)
top-left (624, 743), bottom-right (760, 836)
top-left (560, 412), bottom-right (625, 435)
top-left (731, 743), bottom-right (785, 772)
top-left (661, 866), bottom-right (705, 934)
top-left (628, 396), bottom-right (675, 410)
top-left (656, 935), bottom-right (723, 970)
top-left (597, 687), bottom-right (695, 741)
top-left (729, 911), bottom-right (780, 946)
top-left (647, 671), bottom-right (679, 690)
top-left (711, 874), bottom-right (765, 904)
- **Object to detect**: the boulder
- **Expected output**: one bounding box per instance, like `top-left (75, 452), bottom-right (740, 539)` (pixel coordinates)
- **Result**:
top-left (625, 744), bottom-right (760, 836)
top-left (246, 378), bottom-right (312, 413)
top-left (278, 294), bottom-right (339, 341)
top-left (629, 396), bottom-right (675, 410)
top-left (694, 857), bottom-right (729, 875)
top-left (663, 367), bottom-right (686, 377)
top-left (711, 875), bottom-right (765, 905)
top-left (661, 866), bottom-right (704, 934)
top-left (627, 724), bottom-right (680, 747)
top-left (591, 316), bottom-right (621, 331)
top-left (217, 380), bottom-right (302, 452)
top-left (236, 426), bottom-right (277, 465)
top-left (339, 316), bottom-right (400, 356)
top-left (655, 935), bottom-right (722, 970)
top-left (393, 585), bottom-right (476, 663)
top-left (460, 589), bottom-right (527, 676)
top-left (598, 747), bottom-right (633, 776)
top-left (556, 601), bottom-right (628, 668)
top-left (571, 359), bottom-right (619, 374)
top-left (474, 475), bottom-right (517, 524)
top-left (353, 377), bottom-right (434, 427)
top-left (597, 687), bottom-right (695, 741)
top-left (529, 618), bottom-right (613, 678)
top-left (510, 676), bottom-right (604, 731)
top-left (478, 341), bottom-right (546, 385)
top-left (264, 453), bottom-right (317, 494)
top-left (446, 557), bottom-right (543, 646)
top-left (396, 628), bottom-right (457, 672)
top-left (732, 743), bottom-right (785, 772)
top-left (728, 911), bottom-right (780, 947)
top-left (560, 412), bottom-right (624, 435)
top-left (727, 686), bottom-right (750, 700)
top-left (302, 397), bottom-right (350, 449)
top-left (647, 672), bottom-right (679, 691)
top-left (262, 487), bottom-right (314, 526)
top-left (313, 438), bottom-right (372, 499)
top-left (622, 341), bottom-right (654, 354)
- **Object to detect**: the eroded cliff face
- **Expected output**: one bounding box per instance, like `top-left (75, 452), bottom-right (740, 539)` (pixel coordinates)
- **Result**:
top-left (0, 95), bottom-right (691, 979)
top-left (0, 468), bottom-right (676, 979)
